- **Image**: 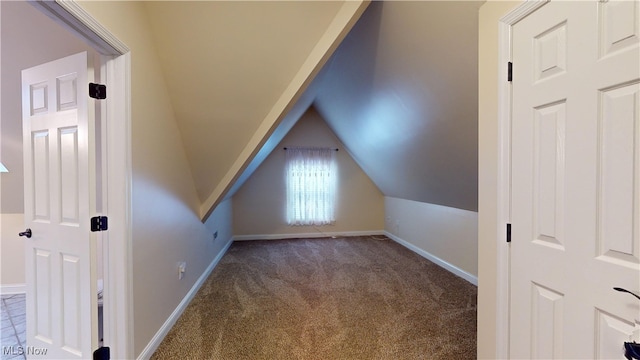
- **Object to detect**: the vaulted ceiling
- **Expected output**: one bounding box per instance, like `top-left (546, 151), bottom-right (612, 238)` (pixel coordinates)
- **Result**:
top-left (144, 0), bottom-right (368, 218)
top-left (316, 1), bottom-right (481, 211)
top-left (142, 0), bottom-right (482, 218)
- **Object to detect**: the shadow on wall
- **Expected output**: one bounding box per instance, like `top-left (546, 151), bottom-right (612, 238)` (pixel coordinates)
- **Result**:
top-left (314, 1), bottom-right (480, 212)
top-left (315, 0), bottom-right (382, 121)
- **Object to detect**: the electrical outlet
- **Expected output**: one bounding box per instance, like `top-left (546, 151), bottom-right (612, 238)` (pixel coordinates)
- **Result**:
top-left (178, 262), bottom-right (186, 280)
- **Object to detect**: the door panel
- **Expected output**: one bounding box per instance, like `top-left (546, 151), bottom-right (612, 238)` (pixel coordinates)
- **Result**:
top-left (599, 0), bottom-right (639, 58)
top-left (510, 1), bottom-right (640, 358)
top-left (598, 82), bottom-right (639, 266)
top-left (530, 283), bottom-right (564, 359)
top-left (34, 249), bottom-right (52, 342)
top-left (22, 52), bottom-right (97, 359)
top-left (532, 100), bottom-right (565, 250)
top-left (60, 126), bottom-right (80, 225)
top-left (32, 131), bottom-right (51, 221)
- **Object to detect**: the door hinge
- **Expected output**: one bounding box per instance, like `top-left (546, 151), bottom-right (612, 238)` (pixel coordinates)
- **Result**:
top-left (91, 216), bottom-right (108, 232)
top-left (506, 223), bottom-right (512, 243)
top-left (93, 346), bottom-right (110, 360)
top-left (89, 83), bottom-right (107, 100)
top-left (507, 62), bottom-right (513, 82)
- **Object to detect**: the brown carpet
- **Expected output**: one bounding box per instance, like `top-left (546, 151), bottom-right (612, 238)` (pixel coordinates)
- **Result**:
top-left (151, 236), bottom-right (477, 359)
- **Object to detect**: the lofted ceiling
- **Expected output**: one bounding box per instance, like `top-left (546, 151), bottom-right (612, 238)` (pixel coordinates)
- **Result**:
top-left (315, 1), bottom-right (482, 211)
top-left (143, 1), bottom-right (363, 214)
top-left (142, 0), bottom-right (482, 218)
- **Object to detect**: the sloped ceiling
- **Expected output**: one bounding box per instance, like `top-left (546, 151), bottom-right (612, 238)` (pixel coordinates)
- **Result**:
top-left (143, 0), bottom-right (481, 218)
top-left (316, 1), bottom-right (481, 211)
top-left (234, 1), bottom-right (481, 212)
top-left (144, 1), bottom-right (368, 219)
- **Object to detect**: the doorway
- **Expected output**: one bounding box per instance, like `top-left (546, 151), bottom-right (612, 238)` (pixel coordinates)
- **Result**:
top-left (497, 0), bottom-right (640, 358)
top-left (0, 1), bottom-right (132, 358)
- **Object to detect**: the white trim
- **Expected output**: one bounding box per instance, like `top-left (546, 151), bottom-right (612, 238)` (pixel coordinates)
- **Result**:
top-left (136, 237), bottom-right (234, 360)
top-left (233, 230), bottom-right (384, 241)
top-left (28, 0), bottom-right (129, 55)
top-left (0, 284), bottom-right (26, 295)
top-left (500, 0), bottom-right (548, 24)
top-left (384, 231), bottom-right (478, 286)
top-left (103, 53), bottom-right (133, 360)
top-left (496, 1), bottom-right (548, 358)
top-left (496, 9), bottom-right (514, 360)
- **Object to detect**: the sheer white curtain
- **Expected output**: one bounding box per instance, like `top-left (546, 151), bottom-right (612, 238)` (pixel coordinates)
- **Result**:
top-left (286, 147), bottom-right (336, 226)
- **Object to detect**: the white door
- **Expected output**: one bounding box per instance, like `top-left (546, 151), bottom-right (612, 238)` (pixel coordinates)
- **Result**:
top-left (22, 52), bottom-right (98, 359)
top-left (510, 0), bottom-right (640, 358)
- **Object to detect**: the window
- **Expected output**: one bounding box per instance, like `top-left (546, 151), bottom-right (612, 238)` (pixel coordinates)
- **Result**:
top-left (286, 147), bottom-right (336, 226)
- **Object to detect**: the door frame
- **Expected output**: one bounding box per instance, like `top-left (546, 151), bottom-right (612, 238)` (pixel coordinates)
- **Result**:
top-left (28, 1), bottom-right (133, 358)
top-left (495, 0), bottom-right (548, 358)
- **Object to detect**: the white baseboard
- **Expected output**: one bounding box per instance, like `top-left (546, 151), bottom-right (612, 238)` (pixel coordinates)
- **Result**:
top-left (137, 237), bottom-right (233, 360)
top-left (0, 284), bottom-right (26, 295)
top-left (384, 231), bottom-right (478, 286)
top-left (233, 230), bottom-right (384, 241)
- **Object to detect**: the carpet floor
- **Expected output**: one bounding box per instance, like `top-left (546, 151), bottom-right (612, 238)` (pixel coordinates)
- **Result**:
top-left (151, 236), bottom-right (477, 359)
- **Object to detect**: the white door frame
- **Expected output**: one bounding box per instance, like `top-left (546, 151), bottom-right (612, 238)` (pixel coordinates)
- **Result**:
top-left (495, 0), bottom-right (548, 358)
top-left (28, 1), bottom-right (133, 358)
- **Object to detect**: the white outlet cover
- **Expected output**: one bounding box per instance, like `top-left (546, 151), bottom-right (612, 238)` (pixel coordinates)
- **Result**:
top-left (178, 262), bottom-right (186, 279)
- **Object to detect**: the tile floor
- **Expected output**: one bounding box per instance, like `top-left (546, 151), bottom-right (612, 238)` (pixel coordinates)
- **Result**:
top-left (0, 294), bottom-right (26, 360)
